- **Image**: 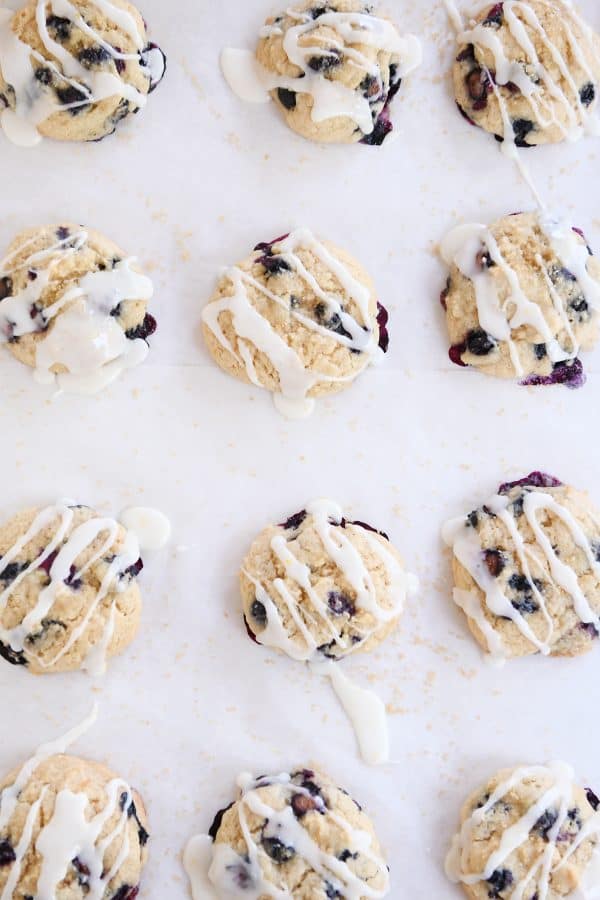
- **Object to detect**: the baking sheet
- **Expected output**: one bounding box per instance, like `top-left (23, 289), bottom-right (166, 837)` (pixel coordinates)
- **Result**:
top-left (1, 0), bottom-right (600, 896)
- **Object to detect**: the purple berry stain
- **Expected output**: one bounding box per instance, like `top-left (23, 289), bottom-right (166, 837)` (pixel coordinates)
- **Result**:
top-left (449, 342), bottom-right (468, 367)
top-left (499, 472), bottom-right (562, 494)
top-left (521, 358), bottom-right (586, 390)
top-left (377, 302), bottom-right (389, 352)
top-left (125, 313), bottom-right (157, 342)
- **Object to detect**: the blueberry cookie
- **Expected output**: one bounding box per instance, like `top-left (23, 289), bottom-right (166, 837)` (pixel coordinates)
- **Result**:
top-left (443, 472), bottom-right (600, 663)
top-left (0, 0), bottom-right (166, 146)
top-left (0, 223), bottom-right (156, 393)
top-left (198, 769), bottom-right (390, 898)
top-left (0, 752), bottom-right (148, 899)
top-left (440, 212), bottom-right (600, 387)
top-left (221, 0), bottom-right (421, 145)
top-left (0, 500), bottom-right (144, 674)
top-left (453, 1), bottom-right (600, 148)
top-left (202, 228), bottom-right (389, 417)
top-left (241, 499), bottom-right (415, 661)
top-left (446, 761), bottom-right (600, 899)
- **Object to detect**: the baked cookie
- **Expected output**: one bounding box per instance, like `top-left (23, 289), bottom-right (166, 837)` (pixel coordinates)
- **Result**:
top-left (446, 761), bottom-right (600, 900)
top-left (452, 0), bottom-right (600, 148)
top-left (200, 769), bottom-right (390, 898)
top-left (440, 211), bottom-right (600, 387)
top-left (0, 751), bottom-right (148, 899)
top-left (202, 228), bottom-right (389, 417)
top-left (241, 498), bottom-right (415, 661)
top-left (221, 0), bottom-right (422, 145)
top-left (0, 500), bottom-right (144, 675)
top-left (442, 472), bottom-right (600, 663)
top-left (0, 223), bottom-right (156, 393)
top-left (0, 0), bottom-right (166, 146)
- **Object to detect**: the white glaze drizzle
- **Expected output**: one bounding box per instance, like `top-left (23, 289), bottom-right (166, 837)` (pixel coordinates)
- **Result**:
top-left (0, 500), bottom-right (141, 675)
top-left (440, 213), bottom-right (599, 376)
top-left (245, 498), bottom-right (415, 662)
top-left (446, 761), bottom-right (600, 900)
top-left (221, 8), bottom-right (421, 135)
top-left (0, 0), bottom-right (151, 146)
top-left (197, 772), bottom-right (390, 899)
top-left (0, 705), bottom-right (140, 900)
top-left (442, 0), bottom-right (465, 34)
top-left (118, 507), bottom-right (171, 552)
top-left (203, 228), bottom-right (384, 418)
top-left (458, 0), bottom-right (600, 147)
top-left (0, 229), bottom-right (154, 393)
top-left (313, 659), bottom-right (390, 766)
top-left (0, 704), bottom-right (97, 832)
top-left (443, 484), bottom-right (600, 663)
top-left (184, 834), bottom-right (219, 900)
top-left (34, 778), bottom-right (133, 900)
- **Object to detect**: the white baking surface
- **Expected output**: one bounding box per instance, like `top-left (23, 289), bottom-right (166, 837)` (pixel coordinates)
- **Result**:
top-left (0, 0), bottom-right (599, 896)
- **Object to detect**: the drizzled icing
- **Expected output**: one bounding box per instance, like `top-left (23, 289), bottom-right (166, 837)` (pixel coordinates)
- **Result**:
top-left (203, 228), bottom-right (385, 418)
top-left (185, 772), bottom-right (390, 899)
top-left (118, 507), bottom-right (171, 552)
top-left (221, 6), bottom-right (421, 138)
top-left (0, 228), bottom-right (154, 394)
top-left (446, 762), bottom-right (600, 899)
top-left (440, 212), bottom-right (599, 378)
top-left (0, 501), bottom-right (141, 675)
top-left (313, 659), bottom-right (390, 766)
top-left (244, 498), bottom-right (416, 661)
top-left (442, 482), bottom-right (600, 664)
top-left (0, 706), bottom-right (143, 900)
top-left (0, 0), bottom-right (159, 146)
top-left (184, 835), bottom-right (219, 900)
